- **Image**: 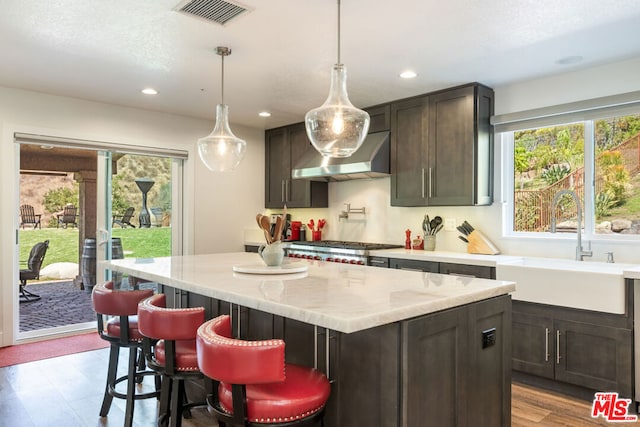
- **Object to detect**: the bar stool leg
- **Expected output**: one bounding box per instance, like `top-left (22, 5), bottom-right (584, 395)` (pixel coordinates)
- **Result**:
top-left (100, 344), bottom-right (119, 417)
top-left (158, 375), bottom-right (172, 427)
top-left (170, 378), bottom-right (185, 427)
top-left (124, 346), bottom-right (138, 427)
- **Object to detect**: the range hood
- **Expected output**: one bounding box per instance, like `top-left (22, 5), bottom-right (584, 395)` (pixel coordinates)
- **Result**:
top-left (291, 131), bottom-right (390, 181)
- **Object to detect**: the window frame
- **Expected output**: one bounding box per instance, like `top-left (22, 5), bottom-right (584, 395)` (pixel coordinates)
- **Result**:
top-left (501, 116), bottom-right (640, 241)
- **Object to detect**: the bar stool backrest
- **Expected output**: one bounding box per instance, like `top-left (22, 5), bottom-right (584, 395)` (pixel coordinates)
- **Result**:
top-left (92, 281), bottom-right (154, 316)
top-left (196, 315), bottom-right (286, 385)
top-left (137, 294), bottom-right (205, 340)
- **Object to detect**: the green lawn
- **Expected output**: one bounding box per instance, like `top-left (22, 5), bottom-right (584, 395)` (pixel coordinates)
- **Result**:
top-left (19, 227), bottom-right (171, 269)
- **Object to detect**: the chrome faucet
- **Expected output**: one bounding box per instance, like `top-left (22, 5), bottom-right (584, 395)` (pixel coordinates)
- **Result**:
top-left (550, 189), bottom-right (593, 261)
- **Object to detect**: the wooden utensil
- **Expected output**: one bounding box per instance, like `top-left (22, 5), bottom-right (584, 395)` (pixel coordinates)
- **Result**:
top-left (260, 215), bottom-right (272, 243)
top-left (256, 214), bottom-right (270, 243)
top-left (274, 216), bottom-right (283, 242)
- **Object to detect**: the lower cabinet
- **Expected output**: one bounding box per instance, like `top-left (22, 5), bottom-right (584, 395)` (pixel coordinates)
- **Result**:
top-left (512, 300), bottom-right (633, 399)
top-left (390, 258), bottom-right (439, 272)
top-left (389, 257), bottom-right (495, 279)
top-left (403, 295), bottom-right (511, 427)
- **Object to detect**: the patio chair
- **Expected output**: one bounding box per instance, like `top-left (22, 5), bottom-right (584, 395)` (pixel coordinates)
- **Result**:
top-left (19, 204), bottom-right (41, 229)
top-left (57, 204), bottom-right (78, 228)
top-left (113, 206), bottom-right (136, 228)
top-left (19, 240), bottom-right (50, 303)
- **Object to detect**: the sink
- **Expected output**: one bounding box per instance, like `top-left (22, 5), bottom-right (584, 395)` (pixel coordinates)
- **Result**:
top-left (496, 257), bottom-right (635, 314)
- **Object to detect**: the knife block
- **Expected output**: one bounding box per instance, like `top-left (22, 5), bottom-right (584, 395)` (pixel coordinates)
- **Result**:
top-left (467, 230), bottom-right (500, 255)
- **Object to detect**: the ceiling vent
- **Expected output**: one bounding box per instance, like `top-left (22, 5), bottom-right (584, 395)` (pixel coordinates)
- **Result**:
top-left (175, 0), bottom-right (251, 26)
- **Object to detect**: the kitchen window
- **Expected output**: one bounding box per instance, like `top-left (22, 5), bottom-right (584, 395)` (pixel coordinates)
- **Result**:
top-left (494, 94), bottom-right (640, 238)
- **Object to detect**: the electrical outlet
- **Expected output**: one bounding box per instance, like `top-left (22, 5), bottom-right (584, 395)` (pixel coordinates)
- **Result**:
top-left (444, 218), bottom-right (456, 231)
top-left (482, 328), bottom-right (496, 349)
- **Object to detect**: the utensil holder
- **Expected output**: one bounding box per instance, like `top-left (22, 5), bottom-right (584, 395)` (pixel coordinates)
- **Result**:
top-left (425, 235), bottom-right (436, 251)
top-left (312, 230), bottom-right (322, 241)
top-left (258, 242), bottom-right (285, 267)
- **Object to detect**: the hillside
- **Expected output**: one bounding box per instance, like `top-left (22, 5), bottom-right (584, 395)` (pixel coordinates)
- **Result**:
top-left (20, 154), bottom-right (171, 228)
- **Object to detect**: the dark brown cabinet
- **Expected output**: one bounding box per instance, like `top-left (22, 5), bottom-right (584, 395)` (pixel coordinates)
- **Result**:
top-left (389, 257), bottom-right (496, 279)
top-left (512, 300), bottom-right (633, 399)
top-left (264, 123), bottom-right (328, 208)
top-left (439, 262), bottom-right (496, 279)
top-left (391, 83), bottom-right (494, 207)
top-left (390, 257), bottom-right (439, 273)
top-left (364, 103), bottom-right (391, 133)
top-left (390, 96), bottom-right (429, 206)
top-left (403, 295), bottom-right (511, 427)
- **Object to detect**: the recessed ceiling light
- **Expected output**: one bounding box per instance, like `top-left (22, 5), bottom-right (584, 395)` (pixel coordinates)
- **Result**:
top-left (141, 88), bottom-right (158, 95)
top-left (555, 56), bottom-right (583, 66)
top-left (259, 111), bottom-right (272, 117)
top-left (400, 70), bottom-right (418, 79)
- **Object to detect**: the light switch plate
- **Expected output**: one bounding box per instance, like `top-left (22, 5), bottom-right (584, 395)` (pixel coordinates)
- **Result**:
top-left (444, 218), bottom-right (456, 231)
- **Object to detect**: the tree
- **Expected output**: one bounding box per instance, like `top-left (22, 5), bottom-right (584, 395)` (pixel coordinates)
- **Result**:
top-left (514, 144), bottom-right (532, 190)
top-left (43, 185), bottom-right (79, 214)
top-left (111, 175), bottom-right (129, 214)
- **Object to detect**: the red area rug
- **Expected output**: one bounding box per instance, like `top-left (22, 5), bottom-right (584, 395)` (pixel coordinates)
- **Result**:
top-left (0, 332), bottom-right (109, 368)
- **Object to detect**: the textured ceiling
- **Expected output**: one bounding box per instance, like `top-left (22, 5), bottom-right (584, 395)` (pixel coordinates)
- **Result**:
top-left (1, 0), bottom-right (640, 129)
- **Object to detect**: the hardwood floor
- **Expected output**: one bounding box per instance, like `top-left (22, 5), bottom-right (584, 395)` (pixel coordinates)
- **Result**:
top-left (1, 347), bottom-right (639, 426)
top-left (512, 382), bottom-right (640, 426)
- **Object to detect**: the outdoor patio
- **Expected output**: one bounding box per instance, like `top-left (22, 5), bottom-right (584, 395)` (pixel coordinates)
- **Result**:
top-left (19, 279), bottom-right (159, 332)
top-left (19, 281), bottom-right (95, 332)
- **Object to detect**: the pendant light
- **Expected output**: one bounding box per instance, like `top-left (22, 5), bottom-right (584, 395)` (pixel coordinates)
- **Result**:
top-left (305, 0), bottom-right (370, 158)
top-left (198, 47), bottom-right (247, 172)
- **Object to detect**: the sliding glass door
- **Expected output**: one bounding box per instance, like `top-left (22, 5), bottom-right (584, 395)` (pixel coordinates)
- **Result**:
top-left (96, 151), bottom-right (183, 287)
top-left (15, 133), bottom-right (186, 340)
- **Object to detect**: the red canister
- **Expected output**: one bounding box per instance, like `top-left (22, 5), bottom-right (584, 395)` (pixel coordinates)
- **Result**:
top-left (291, 221), bottom-right (302, 241)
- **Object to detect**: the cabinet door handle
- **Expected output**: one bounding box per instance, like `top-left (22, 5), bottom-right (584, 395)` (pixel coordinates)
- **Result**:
top-left (285, 179), bottom-right (290, 202)
top-left (281, 180), bottom-right (286, 203)
top-left (421, 168), bottom-right (426, 198)
top-left (556, 330), bottom-right (561, 364)
top-left (544, 328), bottom-right (550, 362)
top-left (428, 167), bottom-right (433, 198)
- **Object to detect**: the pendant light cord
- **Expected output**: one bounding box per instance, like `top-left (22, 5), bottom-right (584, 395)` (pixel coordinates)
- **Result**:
top-left (220, 53), bottom-right (225, 105)
top-left (337, 0), bottom-right (341, 65)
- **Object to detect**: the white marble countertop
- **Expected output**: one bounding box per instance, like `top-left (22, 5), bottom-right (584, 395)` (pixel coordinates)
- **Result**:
top-left (102, 252), bottom-right (515, 334)
top-left (623, 266), bottom-right (640, 279)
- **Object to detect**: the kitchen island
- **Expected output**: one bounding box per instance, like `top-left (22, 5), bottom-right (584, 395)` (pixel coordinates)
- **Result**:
top-left (104, 252), bottom-right (515, 427)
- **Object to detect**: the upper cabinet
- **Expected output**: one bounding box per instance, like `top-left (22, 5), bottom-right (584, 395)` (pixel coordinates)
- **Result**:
top-left (391, 83), bottom-right (494, 206)
top-left (364, 104), bottom-right (391, 133)
top-left (264, 123), bottom-right (328, 209)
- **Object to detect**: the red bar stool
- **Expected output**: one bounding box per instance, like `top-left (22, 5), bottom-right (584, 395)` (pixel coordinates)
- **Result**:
top-left (91, 281), bottom-right (160, 427)
top-left (196, 315), bottom-right (331, 427)
top-left (137, 294), bottom-right (207, 427)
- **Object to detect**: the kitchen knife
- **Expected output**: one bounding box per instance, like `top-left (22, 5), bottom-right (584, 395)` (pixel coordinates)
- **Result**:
top-left (458, 236), bottom-right (469, 243)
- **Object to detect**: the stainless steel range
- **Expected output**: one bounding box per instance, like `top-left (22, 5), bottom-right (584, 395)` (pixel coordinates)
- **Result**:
top-left (285, 240), bottom-right (402, 265)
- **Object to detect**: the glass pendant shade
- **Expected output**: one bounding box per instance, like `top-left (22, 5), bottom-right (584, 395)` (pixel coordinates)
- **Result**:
top-left (305, 64), bottom-right (370, 158)
top-left (197, 104), bottom-right (247, 172)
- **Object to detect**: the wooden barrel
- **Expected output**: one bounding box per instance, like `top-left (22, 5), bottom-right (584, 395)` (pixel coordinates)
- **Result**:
top-left (81, 238), bottom-right (97, 292)
top-left (81, 238), bottom-right (124, 292)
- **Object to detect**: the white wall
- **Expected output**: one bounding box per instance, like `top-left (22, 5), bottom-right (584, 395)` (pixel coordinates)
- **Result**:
top-left (281, 57), bottom-right (640, 264)
top-left (0, 86), bottom-right (264, 345)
